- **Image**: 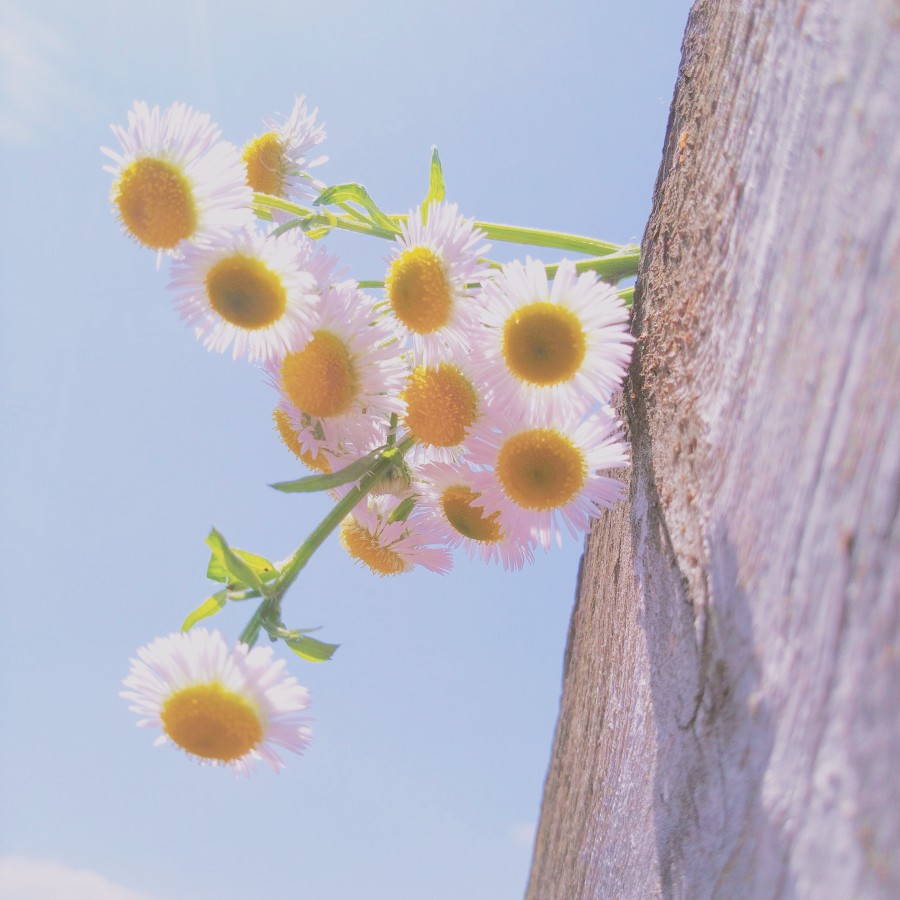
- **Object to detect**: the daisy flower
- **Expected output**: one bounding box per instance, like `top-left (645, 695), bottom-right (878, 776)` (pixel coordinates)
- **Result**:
top-left (273, 405), bottom-right (334, 473)
top-left (384, 202), bottom-right (489, 365)
top-left (103, 101), bottom-right (253, 254)
top-left (401, 357), bottom-right (484, 464)
top-left (467, 408), bottom-right (630, 550)
top-left (169, 225), bottom-right (335, 362)
top-left (242, 96), bottom-right (327, 203)
top-left (475, 258), bottom-right (634, 418)
top-left (416, 463), bottom-right (535, 570)
top-left (272, 280), bottom-right (406, 439)
top-left (340, 495), bottom-right (453, 576)
top-left (274, 398), bottom-right (389, 474)
top-left (121, 628), bottom-right (312, 775)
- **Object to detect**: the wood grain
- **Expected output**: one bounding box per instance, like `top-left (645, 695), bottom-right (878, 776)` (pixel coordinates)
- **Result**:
top-left (527, 1), bottom-right (900, 897)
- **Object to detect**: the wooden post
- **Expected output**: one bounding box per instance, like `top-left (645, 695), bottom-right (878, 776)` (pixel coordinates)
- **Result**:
top-left (527, 1), bottom-right (899, 897)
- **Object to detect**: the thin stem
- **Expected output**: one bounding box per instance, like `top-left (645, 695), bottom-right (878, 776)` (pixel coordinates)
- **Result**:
top-left (358, 252), bottom-right (639, 290)
top-left (617, 285), bottom-right (635, 306)
top-left (255, 192), bottom-right (641, 289)
top-left (387, 214), bottom-right (626, 256)
top-left (331, 217), bottom-right (398, 240)
top-left (253, 193), bottom-right (311, 217)
top-left (255, 193), bottom-right (634, 258)
top-left (543, 250), bottom-right (641, 282)
top-left (237, 440), bottom-right (414, 647)
top-left (473, 222), bottom-right (624, 256)
top-left (239, 599), bottom-right (270, 646)
top-left (272, 435), bottom-right (416, 600)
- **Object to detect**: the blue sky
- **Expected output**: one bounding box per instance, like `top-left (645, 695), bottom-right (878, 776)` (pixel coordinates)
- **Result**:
top-left (0, 1), bottom-right (690, 897)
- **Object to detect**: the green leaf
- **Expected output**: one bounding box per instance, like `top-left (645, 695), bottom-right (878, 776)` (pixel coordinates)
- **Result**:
top-left (420, 146), bottom-right (445, 219)
top-left (205, 529), bottom-right (272, 594)
top-left (181, 590), bottom-right (228, 632)
top-left (314, 183), bottom-right (398, 234)
top-left (206, 545), bottom-right (278, 585)
top-left (387, 495), bottom-right (417, 523)
top-left (269, 217), bottom-right (306, 238)
top-left (270, 208), bottom-right (336, 239)
top-left (286, 635), bottom-right (340, 662)
top-left (270, 449), bottom-right (382, 494)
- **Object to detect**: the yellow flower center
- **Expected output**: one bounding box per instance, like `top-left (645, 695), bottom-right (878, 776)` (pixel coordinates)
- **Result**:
top-left (502, 302), bottom-right (587, 386)
top-left (273, 408), bottom-right (332, 473)
top-left (402, 364), bottom-right (478, 447)
top-left (205, 254), bottom-right (287, 329)
top-left (160, 682), bottom-right (263, 763)
top-left (114, 157), bottom-right (197, 250)
top-left (340, 519), bottom-right (408, 576)
top-left (386, 246), bottom-right (452, 333)
top-left (280, 331), bottom-right (358, 418)
top-left (243, 132), bottom-right (286, 195)
top-left (495, 428), bottom-right (586, 510)
top-left (441, 485), bottom-right (502, 543)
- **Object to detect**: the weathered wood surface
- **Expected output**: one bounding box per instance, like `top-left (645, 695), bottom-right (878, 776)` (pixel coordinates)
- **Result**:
top-left (527, 1), bottom-right (899, 897)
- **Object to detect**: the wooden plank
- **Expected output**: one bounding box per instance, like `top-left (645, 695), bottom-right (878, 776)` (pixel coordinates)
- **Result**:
top-left (527, 1), bottom-right (900, 896)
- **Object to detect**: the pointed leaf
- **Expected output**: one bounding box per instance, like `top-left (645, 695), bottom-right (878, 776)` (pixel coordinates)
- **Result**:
top-left (270, 450), bottom-right (381, 494)
top-left (206, 546), bottom-right (278, 585)
top-left (286, 635), bottom-right (340, 662)
top-left (269, 217), bottom-right (306, 238)
top-left (314, 183), bottom-right (398, 234)
top-left (206, 529), bottom-right (269, 594)
top-left (387, 495), bottom-right (417, 523)
top-left (181, 591), bottom-right (228, 632)
top-left (420, 146), bottom-right (445, 219)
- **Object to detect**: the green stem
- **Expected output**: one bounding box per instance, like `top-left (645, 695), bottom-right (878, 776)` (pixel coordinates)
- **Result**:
top-left (544, 249), bottom-right (641, 282)
top-left (237, 440), bottom-right (414, 647)
top-left (254, 194), bottom-right (311, 217)
top-left (239, 599), bottom-right (269, 646)
top-left (254, 193), bottom-right (633, 257)
top-left (617, 285), bottom-right (635, 306)
top-left (331, 218), bottom-right (398, 240)
top-left (272, 435), bottom-right (416, 600)
top-left (389, 214), bottom-right (626, 256)
top-left (352, 249), bottom-right (640, 291)
top-left (472, 222), bottom-right (623, 256)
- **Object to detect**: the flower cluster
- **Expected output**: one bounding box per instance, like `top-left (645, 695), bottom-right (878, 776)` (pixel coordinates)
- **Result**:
top-left (106, 97), bottom-right (635, 771)
top-left (105, 97), bottom-right (634, 578)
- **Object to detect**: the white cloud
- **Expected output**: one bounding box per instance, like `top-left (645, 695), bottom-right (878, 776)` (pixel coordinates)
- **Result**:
top-left (0, 3), bottom-right (86, 145)
top-left (0, 856), bottom-right (165, 900)
top-left (509, 820), bottom-right (537, 847)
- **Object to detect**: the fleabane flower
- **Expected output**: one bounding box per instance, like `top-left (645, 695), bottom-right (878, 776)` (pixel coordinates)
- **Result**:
top-left (103, 101), bottom-right (252, 255)
top-left (467, 409), bottom-right (630, 550)
top-left (273, 398), bottom-right (389, 475)
top-left (384, 202), bottom-right (489, 365)
top-left (475, 258), bottom-right (634, 418)
top-left (273, 405), bottom-right (334, 473)
top-left (416, 463), bottom-right (535, 570)
top-left (340, 495), bottom-right (453, 576)
top-left (169, 226), bottom-right (335, 362)
top-left (242, 96), bottom-right (327, 203)
top-left (401, 357), bottom-right (484, 463)
top-left (272, 280), bottom-right (406, 443)
top-left (121, 628), bottom-right (312, 775)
